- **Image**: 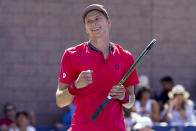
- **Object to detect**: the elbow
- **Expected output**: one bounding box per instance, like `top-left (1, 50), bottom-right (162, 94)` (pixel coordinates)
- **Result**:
top-left (56, 99), bottom-right (66, 108)
top-left (56, 101), bottom-right (66, 108)
top-left (56, 96), bottom-right (72, 108)
top-left (56, 88), bottom-right (73, 108)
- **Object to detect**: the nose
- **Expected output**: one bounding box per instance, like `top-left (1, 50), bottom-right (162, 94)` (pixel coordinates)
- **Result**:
top-left (91, 20), bottom-right (97, 27)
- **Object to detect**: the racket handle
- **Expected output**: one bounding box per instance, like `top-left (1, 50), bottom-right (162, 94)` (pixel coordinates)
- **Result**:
top-left (90, 96), bottom-right (111, 121)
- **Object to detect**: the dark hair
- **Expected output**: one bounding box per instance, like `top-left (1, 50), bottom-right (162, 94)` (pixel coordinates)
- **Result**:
top-left (3, 103), bottom-right (16, 114)
top-left (16, 111), bottom-right (29, 119)
top-left (136, 87), bottom-right (152, 100)
top-left (160, 76), bottom-right (173, 83)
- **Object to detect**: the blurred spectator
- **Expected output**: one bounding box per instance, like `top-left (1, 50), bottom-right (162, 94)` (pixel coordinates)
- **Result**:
top-left (158, 76), bottom-right (174, 111)
top-left (134, 86), bottom-right (160, 122)
top-left (62, 103), bottom-right (75, 128)
top-left (9, 111), bottom-right (36, 131)
top-left (161, 84), bottom-right (196, 125)
top-left (123, 107), bottom-right (141, 130)
top-left (137, 75), bottom-right (156, 99)
top-left (55, 103), bottom-right (75, 131)
top-left (28, 109), bottom-right (36, 126)
top-left (0, 103), bottom-right (16, 131)
top-left (133, 116), bottom-right (154, 131)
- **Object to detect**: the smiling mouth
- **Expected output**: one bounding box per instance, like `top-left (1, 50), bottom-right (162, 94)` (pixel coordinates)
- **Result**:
top-left (91, 27), bottom-right (101, 32)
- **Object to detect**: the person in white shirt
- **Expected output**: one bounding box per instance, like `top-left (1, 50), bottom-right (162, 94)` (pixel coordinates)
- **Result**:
top-left (9, 111), bottom-right (36, 131)
top-left (133, 86), bottom-right (160, 122)
top-left (161, 84), bottom-right (196, 126)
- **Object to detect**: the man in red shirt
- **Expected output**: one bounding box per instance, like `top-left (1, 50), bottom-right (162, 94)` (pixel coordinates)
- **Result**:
top-left (56, 4), bottom-right (139, 131)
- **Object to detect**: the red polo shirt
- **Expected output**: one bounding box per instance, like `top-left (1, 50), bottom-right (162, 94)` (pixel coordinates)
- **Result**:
top-left (58, 42), bottom-right (139, 131)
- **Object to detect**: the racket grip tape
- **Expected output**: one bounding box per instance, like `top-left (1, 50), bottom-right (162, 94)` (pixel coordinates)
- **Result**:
top-left (90, 97), bottom-right (111, 121)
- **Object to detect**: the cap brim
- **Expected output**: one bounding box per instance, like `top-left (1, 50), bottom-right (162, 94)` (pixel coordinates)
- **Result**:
top-left (168, 91), bottom-right (190, 99)
top-left (82, 4), bottom-right (109, 22)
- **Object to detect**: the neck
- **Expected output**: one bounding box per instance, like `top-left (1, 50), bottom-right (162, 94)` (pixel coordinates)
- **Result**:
top-left (89, 37), bottom-right (110, 54)
top-left (141, 98), bottom-right (148, 104)
top-left (19, 126), bottom-right (27, 131)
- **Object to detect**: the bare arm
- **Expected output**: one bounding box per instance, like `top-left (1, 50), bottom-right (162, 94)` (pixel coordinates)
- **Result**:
top-left (150, 100), bottom-right (160, 122)
top-left (178, 109), bottom-right (187, 119)
top-left (56, 70), bottom-right (93, 108)
top-left (162, 100), bottom-right (173, 121)
top-left (56, 82), bottom-right (74, 108)
top-left (109, 85), bottom-right (135, 109)
top-left (123, 86), bottom-right (135, 109)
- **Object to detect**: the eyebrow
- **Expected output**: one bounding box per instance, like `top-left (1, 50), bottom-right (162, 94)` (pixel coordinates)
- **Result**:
top-left (86, 12), bottom-right (103, 20)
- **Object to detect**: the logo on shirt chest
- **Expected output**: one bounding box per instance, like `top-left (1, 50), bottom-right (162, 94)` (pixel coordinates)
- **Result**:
top-left (115, 64), bottom-right (120, 69)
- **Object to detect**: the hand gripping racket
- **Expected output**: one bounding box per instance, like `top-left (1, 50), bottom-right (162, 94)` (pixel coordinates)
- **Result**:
top-left (90, 39), bottom-right (157, 121)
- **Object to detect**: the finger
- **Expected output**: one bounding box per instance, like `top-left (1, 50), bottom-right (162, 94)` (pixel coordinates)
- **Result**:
top-left (110, 90), bottom-right (125, 94)
top-left (87, 80), bottom-right (92, 84)
top-left (84, 73), bottom-right (92, 78)
top-left (112, 95), bottom-right (119, 99)
top-left (85, 77), bottom-right (92, 84)
top-left (87, 70), bottom-right (93, 73)
top-left (84, 76), bottom-right (92, 82)
top-left (111, 88), bottom-right (125, 93)
top-left (111, 85), bottom-right (124, 90)
top-left (109, 91), bottom-right (121, 96)
top-left (110, 91), bottom-right (124, 96)
top-left (109, 92), bottom-right (116, 96)
top-left (84, 70), bottom-right (93, 74)
top-left (82, 73), bottom-right (92, 79)
top-left (112, 95), bottom-right (123, 100)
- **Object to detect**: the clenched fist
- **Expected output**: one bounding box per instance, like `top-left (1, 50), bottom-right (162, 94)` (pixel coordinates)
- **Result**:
top-left (109, 85), bottom-right (126, 100)
top-left (75, 70), bottom-right (93, 89)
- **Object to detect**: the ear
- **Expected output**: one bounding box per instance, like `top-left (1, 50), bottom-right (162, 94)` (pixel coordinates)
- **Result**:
top-left (108, 19), bottom-right (111, 28)
top-left (85, 24), bottom-right (89, 35)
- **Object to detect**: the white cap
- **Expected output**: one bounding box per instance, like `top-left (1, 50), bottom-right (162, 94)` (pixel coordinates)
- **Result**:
top-left (133, 116), bottom-right (153, 130)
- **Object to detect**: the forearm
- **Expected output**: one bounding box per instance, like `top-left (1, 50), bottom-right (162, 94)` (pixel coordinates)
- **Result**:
top-left (150, 101), bottom-right (160, 122)
top-left (122, 86), bottom-right (135, 109)
top-left (122, 94), bottom-right (135, 109)
top-left (178, 109), bottom-right (187, 119)
top-left (162, 107), bottom-right (172, 121)
top-left (56, 84), bottom-right (73, 108)
top-left (150, 113), bottom-right (160, 122)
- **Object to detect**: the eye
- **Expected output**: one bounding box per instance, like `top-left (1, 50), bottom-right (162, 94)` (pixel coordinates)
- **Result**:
top-left (87, 20), bottom-right (92, 24)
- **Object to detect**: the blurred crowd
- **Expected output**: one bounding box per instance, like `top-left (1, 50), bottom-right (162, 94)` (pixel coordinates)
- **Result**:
top-left (124, 75), bottom-right (196, 131)
top-left (0, 104), bottom-right (36, 131)
top-left (0, 76), bottom-right (196, 131)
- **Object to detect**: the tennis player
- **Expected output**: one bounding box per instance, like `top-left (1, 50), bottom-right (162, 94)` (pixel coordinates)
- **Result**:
top-left (56, 4), bottom-right (139, 131)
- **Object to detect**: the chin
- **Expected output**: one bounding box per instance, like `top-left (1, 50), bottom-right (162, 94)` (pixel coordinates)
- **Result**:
top-left (91, 34), bottom-right (103, 38)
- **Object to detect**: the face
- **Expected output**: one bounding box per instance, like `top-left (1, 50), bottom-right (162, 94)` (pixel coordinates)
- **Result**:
top-left (5, 105), bottom-right (16, 121)
top-left (141, 91), bottom-right (151, 100)
top-left (174, 94), bottom-right (184, 104)
top-left (84, 10), bottom-right (111, 38)
top-left (16, 114), bottom-right (28, 127)
top-left (161, 81), bottom-right (173, 91)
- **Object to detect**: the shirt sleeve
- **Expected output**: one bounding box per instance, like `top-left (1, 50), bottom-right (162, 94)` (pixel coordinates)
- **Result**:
top-left (122, 51), bottom-right (139, 87)
top-left (185, 102), bottom-right (195, 123)
top-left (58, 50), bottom-right (73, 84)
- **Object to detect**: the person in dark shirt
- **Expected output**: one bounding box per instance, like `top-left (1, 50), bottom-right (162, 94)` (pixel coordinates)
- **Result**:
top-left (158, 76), bottom-right (174, 111)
